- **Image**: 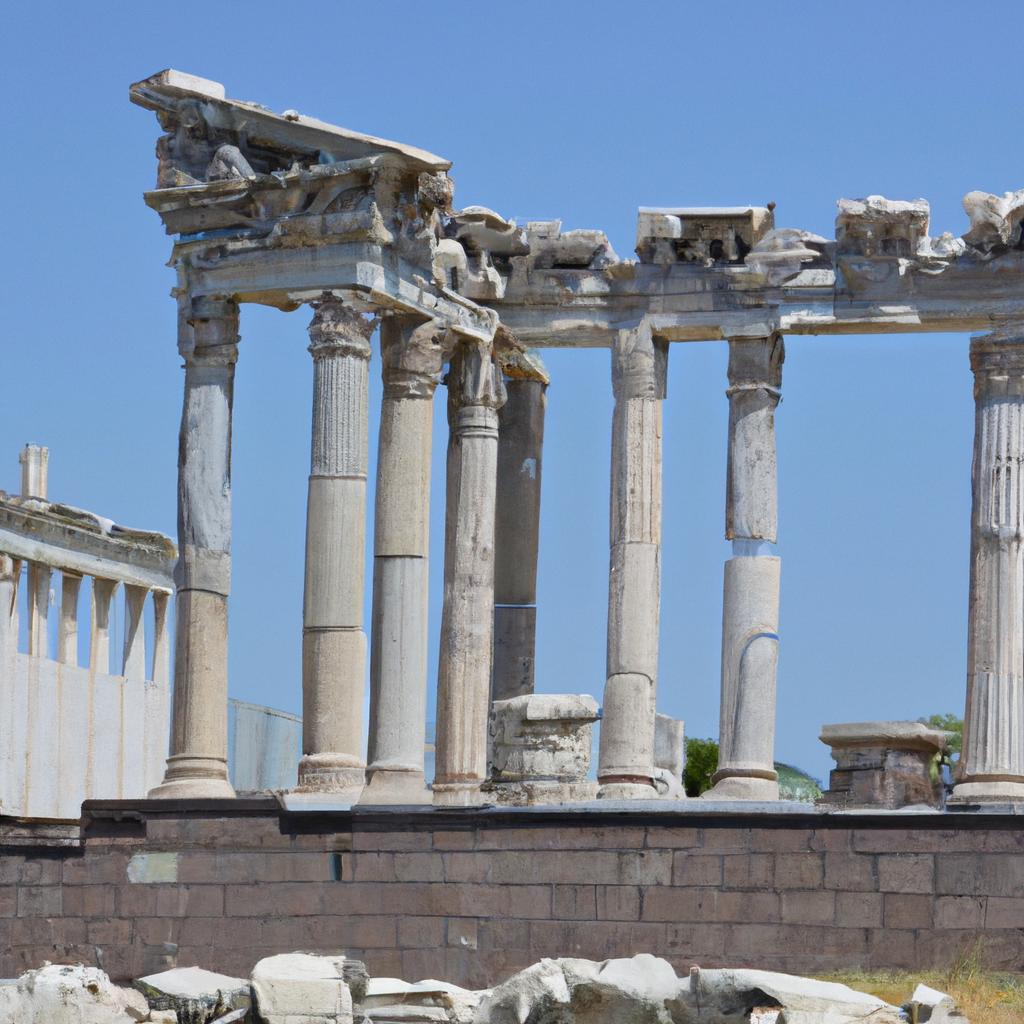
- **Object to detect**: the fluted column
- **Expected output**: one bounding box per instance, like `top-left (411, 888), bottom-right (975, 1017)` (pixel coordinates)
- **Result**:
top-left (296, 299), bottom-right (376, 795)
top-left (953, 328), bottom-right (1024, 803)
top-left (364, 317), bottom-right (444, 804)
top-left (492, 378), bottom-right (547, 701)
top-left (598, 321), bottom-right (666, 799)
top-left (706, 335), bottom-right (783, 801)
top-left (150, 295), bottom-right (239, 799)
top-left (434, 340), bottom-right (506, 806)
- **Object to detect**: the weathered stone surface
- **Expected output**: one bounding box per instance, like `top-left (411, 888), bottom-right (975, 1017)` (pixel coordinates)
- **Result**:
top-left (489, 694), bottom-right (600, 799)
top-left (821, 721), bottom-right (951, 809)
top-left (0, 964), bottom-right (148, 1023)
top-left (251, 953), bottom-right (355, 1024)
top-left (134, 966), bottom-right (250, 1022)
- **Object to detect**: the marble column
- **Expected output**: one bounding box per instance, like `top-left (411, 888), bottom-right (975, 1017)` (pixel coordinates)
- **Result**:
top-left (706, 335), bottom-right (783, 801)
top-left (296, 299), bottom-right (376, 795)
top-left (0, 556), bottom-right (19, 657)
top-left (598, 321), bottom-right (666, 799)
top-left (364, 317), bottom-right (444, 804)
top-left (150, 295), bottom-right (239, 799)
top-left (492, 378), bottom-right (547, 701)
top-left (434, 340), bottom-right (506, 805)
top-left (953, 328), bottom-right (1024, 803)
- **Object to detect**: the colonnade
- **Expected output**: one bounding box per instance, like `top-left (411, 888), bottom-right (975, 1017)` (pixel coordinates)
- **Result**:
top-left (149, 293), bottom-right (1024, 806)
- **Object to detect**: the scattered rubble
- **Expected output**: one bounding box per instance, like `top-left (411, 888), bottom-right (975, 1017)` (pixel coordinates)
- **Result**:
top-left (0, 954), bottom-right (971, 1023)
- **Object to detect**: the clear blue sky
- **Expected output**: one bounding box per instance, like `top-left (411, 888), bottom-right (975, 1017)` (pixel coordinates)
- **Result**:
top-left (3, 2), bottom-right (1018, 784)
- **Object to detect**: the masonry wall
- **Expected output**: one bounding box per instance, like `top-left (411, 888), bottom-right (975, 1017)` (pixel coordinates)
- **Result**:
top-left (1, 801), bottom-right (1021, 984)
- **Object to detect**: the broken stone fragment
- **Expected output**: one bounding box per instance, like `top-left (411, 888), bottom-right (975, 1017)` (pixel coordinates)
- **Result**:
top-left (133, 966), bottom-right (250, 1022)
top-left (962, 188), bottom-right (1024, 252)
top-left (251, 953), bottom-right (358, 1024)
top-left (0, 963), bottom-right (151, 1024)
top-left (907, 982), bottom-right (969, 1023)
top-left (744, 227), bottom-right (829, 283)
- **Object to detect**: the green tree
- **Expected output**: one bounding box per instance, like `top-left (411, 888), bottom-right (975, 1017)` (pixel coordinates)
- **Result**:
top-left (919, 713), bottom-right (962, 756)
top-left (684, 737), bottom-right (718, 797)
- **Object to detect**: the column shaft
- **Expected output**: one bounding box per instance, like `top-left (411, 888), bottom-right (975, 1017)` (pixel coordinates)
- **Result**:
top-left (707, 335), bottom-right (783, 801)
top-left (297, 300), bottom-right (376, 794)
top-left (434, 342), bottom-right (506, 805)
top-left (365, 317), bottom-right (443, 804)
top-left (598, 322), bottom-right (666, 798)
top-left (493, 378), bottom-right (546, 701)
top-left (953, 331), bottom-right (1024, 802)
top-left (150, 295), bottom-right (238, 799)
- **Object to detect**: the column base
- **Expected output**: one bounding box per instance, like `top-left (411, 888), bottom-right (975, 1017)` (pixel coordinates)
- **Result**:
top-left (704, 772), bottom-right (779, 801)
top-left (432, 782), bottom-right (491, 807)
top-left (949, 779), bottom-right (1024, 804)
top-left (360, 767), bottom-right (431, 805)
top-left (295, 753), bottom-right (365, 798)
top-left (148, 756), bottom-right (236, 800)
top-left (597, 780), bottom-right (659, 800)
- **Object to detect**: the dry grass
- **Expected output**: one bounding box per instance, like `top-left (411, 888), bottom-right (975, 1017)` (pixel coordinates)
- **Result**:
top-left (818, 943), bottom-right (1024, 1023)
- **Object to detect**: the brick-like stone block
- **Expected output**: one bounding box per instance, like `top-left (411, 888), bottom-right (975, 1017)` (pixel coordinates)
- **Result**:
top-left (749, 829), bottom-right (812, 853)
top-left (985, 897), bottom-right (1024, 928)
top-left (713, 891), bottom-right (780, 924)
top-left (934, 895), bottom-right (985, 930)
top-left (835, 891), bottom-right (883, 928)
top-left (647, 827), bottom-right (700, 849)
top-left (596, 886), bottom-right (640, 921)
top-left (63, 852), bottom-right (126, 886)
top-left (155, 885), bottom-right (224, 918)
top-left (19, 859), bottom-right (62, 886)
top-left (394, 853), bottom-right (444, 882)
top-left (809, 829), bottom-right (853, 852)
top-left (116, 884), bottom-right (158, 918)
top-left (824, 853), bottom-right (877, 891)
top-left (671, 853), bottom-right (722, 887)
top-left (431, 830), bottom-right (475, 851)
top-left (883, 894), bottom-right (933, 929)
top-left (478, 918), bottom-right (530, 952)
top-left (447, 918), bottom-right (478, 950)
top-left (87, 918), bottom-right (133, 945)
top-left (63, 885), bottom-right (115, 919)
top-left (353, 830), bottom-right (432, 852)
top-left (476, 827), bottom-right (646, 851)
top-left (878, 853), bottom-right (934, 893)
top-left (639, 887), bottom-right (716, 923)
top-left (665, 922), bottom-right (726, 957)
top-left (17, 885), bottom-right (61, 917)
top-left (398, 916), bottom-right (445, 948)
top-left (774, 852), bottom-right (824, 889)
top-left (552, 885), bottom-right (597, 920)
top-left (936, 854), bottom-right (1024, 897)
top-left (700, 828), bottom-right (752, 852)
top-left (781, 891), bottom-right (835, 926)
top-left (867, 927), bottom-right (919, 969)
top-left (722, 854), bottom-right (773, 889)
top-left (0, 887), bottom-right (15, 918)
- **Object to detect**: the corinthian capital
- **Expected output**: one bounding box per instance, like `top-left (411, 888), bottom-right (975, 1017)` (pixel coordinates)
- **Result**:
top-left (726, 335), bottom-right (784, 400)
top-left (448, 341), bottom-right (507, 413)
top-left (612, 320), bottom-right (667, 400)
top-left (381, 316), bottom-right (447, 399)
top-left (971, 324), bottom-right (1024, 398)
top-left (308, 296), bottom-right (377, 361)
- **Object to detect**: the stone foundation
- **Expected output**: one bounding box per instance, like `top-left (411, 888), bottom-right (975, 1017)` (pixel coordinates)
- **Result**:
top-left (1, 801), bottom-right (1021, 984)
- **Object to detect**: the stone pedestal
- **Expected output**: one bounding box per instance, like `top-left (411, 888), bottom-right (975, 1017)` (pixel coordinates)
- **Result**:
top-left (364, 318), bottom-right (443, 805)
top-left (820, 721), bottom-right (950, 809)
top-left (598, 322), bottom-right (666, 799)
top-left (953, 328), bottom-right (1024, 804)
top-left (653, 713), bottom-right (686, 798)
top-left (705, 336), bottom-right (783, 801)
top-left (487, 693), bottom-right (600, 805)
top-left (493, 378), bottom-right (546, 701)
top-left (434, 342), bottom-right (506, 806)
top-left (296, 300), bottom-right (376, 797)
top-left (151, 296), bottom-right (239, 799)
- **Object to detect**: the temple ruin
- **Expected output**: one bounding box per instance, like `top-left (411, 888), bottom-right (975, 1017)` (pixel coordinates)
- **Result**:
top-left (3, 69), bottom-right (1024, 983)
top-left (128, 69), bottom-right (1024, 809)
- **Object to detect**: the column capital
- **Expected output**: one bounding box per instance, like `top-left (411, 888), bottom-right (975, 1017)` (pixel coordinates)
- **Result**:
top-left (308, 297), bottom-right (377, 362)
top-left (381, 316), bottom-right (446, 399)
top-left (971, 324), bottom-right (1024, 397)
top-left (448, 341), bottom-right (507, 414)
top-left (612, 321), bottom-right (667, 400)
top-left (179, 295), bottom-right (239, 365)
top-left (726, 334), bottom-right (784, 400)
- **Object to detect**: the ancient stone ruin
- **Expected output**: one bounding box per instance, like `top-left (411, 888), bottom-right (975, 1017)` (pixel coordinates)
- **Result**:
top-left (127, 68), bottom-right (1024, 808)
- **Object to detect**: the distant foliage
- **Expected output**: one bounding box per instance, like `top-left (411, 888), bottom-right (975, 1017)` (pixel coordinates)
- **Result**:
top-left (684, 738), bottom-right (719, 797)
top-left (919, 712), bottom-right (963, 756)
top-left (775, 762), bottom-right (822, 803)
top-left (684, 738), bottom-right (822, 802)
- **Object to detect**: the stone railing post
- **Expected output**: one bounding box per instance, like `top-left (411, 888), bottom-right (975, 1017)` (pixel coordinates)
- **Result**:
top-left (150, 295), bottom-right (239, 799)
top-left (598, 321), bottom-right (666, 798)
top-left (365, 316), bottom-right (444, 804)
top-left (296, 298), bottom-right (376, 796)
top-left (492, 377), bottom-right (547, 701)
top-left (706, 335), bottom-right (784, 800)
top-left (434, 340), bottom-right (506, 805)
top-left (952, 327), bottom-right (1024, 803)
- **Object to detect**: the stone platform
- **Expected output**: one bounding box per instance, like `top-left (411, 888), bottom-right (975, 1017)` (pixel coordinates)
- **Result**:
top-left (1, 800), bottom-right (1021, 984)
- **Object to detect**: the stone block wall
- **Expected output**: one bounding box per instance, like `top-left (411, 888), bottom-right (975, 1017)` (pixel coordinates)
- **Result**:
top-left (0, 801), bottom-right (1021, 984)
